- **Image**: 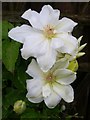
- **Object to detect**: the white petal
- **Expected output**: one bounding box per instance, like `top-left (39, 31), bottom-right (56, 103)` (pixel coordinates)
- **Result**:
top-left (26, 79), bottom-right (43, 97)
top-left (37, 46), bottom-right (57, 72)
top-left (26, 59), bottom-right (43, 79)
top-left (40, 5), bottom-right (60, 26)
top-left (56, 17), bottom-right (77, 33)
top-left (78, 43), bottom-right (87, 52)
top-left (53, 83), bottom-right (74, 103)
top-left (21, 9), bottom-right (43, 29)
top-left (78, 36), bottom-right (83, 46)
top-left (54, 69), bottom-right (76, 85)
top-left (42, 83), bottom-right (51, 98)
top-left (44, 90), bottom-right (61, 109)
top-left (8, 25), bottom-right (34, 43)
top-left (58, 34), bottom-right (78, 55)
top-left (77, 52), bottom-right (85, 58)
top-left (51, 37), bottom-right (64, 50)
top-left (26, 93), bottom-right (43, 103)
top-left (51, 58), bottom-right (69, 72)
top-left (21, 33), bottom-right (47, 60)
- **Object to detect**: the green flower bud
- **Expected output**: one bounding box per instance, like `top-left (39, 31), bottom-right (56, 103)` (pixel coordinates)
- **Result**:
top-left (68, 60), bottom-right (78, 72)
top-left (13, 100), bottom-right (26, 114)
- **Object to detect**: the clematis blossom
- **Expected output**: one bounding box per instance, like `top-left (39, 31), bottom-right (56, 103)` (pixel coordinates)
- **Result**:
top-left (26, 59), bottom-right (76, 109)
top-left (8, 5), bottom-right (78, 72)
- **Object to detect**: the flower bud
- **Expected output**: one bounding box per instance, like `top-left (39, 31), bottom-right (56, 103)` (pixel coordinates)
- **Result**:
top-left (13, 100), bottom-right (26, 114)
top-left (68, 60), bottom-right (78, 72)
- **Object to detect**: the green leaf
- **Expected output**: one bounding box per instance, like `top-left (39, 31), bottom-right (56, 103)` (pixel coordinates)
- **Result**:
top-left (2, 21), bottom-right (14, 40)
top-left (2, 40), bottom-right (20, 72)
top-left (13, 60), bottom-right (28, 90)
top-left (20, 108), bottom-right (40, 120)
top-left (3, 88), bottom-right (26, 110)
top-left (0, 22), bottom-right (2, 59)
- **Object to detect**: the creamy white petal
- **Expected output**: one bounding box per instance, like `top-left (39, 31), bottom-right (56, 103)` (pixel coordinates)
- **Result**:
top-left (40, 5), bottom-right (60, 26)
top-left (51, 58), bottom-right (69, 72)
top-left (37, 46), bottom-right (57, 72)
top-left (56, 17), bottom-right (77, 33)
top-left (42, 83), bottom-right (51, 98)
top-left (51, 37), bottom-right (64, 50)
top-left (21, 34), bottom-right (47, 60)
top-left (26, 59), bottom-right (44, 79)
top-left (21, 9), bottom-right (43, 29)
top-left (77, 52), bottom-right (85, 58)
top-left (26, 93), bottom-right (43, 103)
top-left (54, 69), bottom-right (76, 85)
top-left (78, 36), bottom-right (83, 46)
top-left (58, 33), bottom-right (78, 55)
top-left (44, 89), bottom-right (61, 109)
top-left (26, 79), bottom-right (43, 97)
top-left (8, 25), bottom-right (34, 43)
top-left (78, 43), bottom-right (87, 52)
top-left (53, 83), bottom-right (74, 103)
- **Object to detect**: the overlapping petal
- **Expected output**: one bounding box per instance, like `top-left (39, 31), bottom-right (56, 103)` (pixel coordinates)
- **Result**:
top-left (54, 69), bottom-right (76, 85)
top-left (37, 46), bottom-right (57, 72)
top-left (40, 5), bottom-right (60, 27)
top-left (42, 83), bottom-right (51, 98)
top-left (51, 58), bottom-right (69, 72)
top-left (8, 25), bottom-right (35, 43)
top-left (20, 33), bottom-right (48, 60)
top-left (21, 9), bottom-right (43, 30)
top-left (26, 59), bottom-right (44, 79)
top-left (44, 89), bottom-right (61, 109)
top-left (26, 79), bottom-right (43, 96)
top-left (53, 83), bottom-right (74, 103)
top-left (56, 17), bottom-right (77, 33)
top-left (26, 78), bottom-right (44, 103)
top-left (26, 93), bottom-right (43, 103)
top-left (51, 37), bottom-right (64, 50)
top-left (22, 5), bottom-right (60, 30)
top-left (57, 33), bottom-right (78, 55)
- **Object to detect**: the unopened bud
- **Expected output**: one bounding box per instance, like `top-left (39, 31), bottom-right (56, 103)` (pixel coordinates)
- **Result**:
top-left (13, 100), bottom-right (26, 114)
top-left (68, 60), bottom-right (78, 72)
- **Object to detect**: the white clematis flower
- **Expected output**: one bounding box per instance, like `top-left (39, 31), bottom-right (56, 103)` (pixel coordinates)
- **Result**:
top-left (8, 5), bottom-right (78, 72)
top-left (26, 59), bottom-right (76, 109)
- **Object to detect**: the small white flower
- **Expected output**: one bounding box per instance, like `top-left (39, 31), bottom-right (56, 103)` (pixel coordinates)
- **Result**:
top-left (26, 59), bottom-right (76, 109)
top-left (8, 5), bottom-right (78, 72)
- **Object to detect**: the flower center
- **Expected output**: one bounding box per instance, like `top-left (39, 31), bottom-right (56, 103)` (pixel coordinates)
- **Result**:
top-left (44, 25), bottom-right (56, 40)
top-left (45, 72), bottom-right (56, 83)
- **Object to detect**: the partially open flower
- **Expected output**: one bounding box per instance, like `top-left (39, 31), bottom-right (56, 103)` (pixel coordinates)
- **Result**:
top-left (57, 36), bottom-right (87, 62)
top-left (26, 59), bottom-right (76, 109)
top-left (8, 5), bottom-right (78, 72)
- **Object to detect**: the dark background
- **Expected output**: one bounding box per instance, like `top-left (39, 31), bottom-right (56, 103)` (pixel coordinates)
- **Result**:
top-left (2, 2), bottom-right (90, 120)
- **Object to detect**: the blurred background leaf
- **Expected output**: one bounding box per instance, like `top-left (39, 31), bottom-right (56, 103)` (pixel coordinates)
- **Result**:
top-left (2, 40), bottom-right (20, 73)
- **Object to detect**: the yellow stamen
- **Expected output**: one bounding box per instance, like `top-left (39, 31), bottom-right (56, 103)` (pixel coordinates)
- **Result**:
top-left (44, 25), bottom-right (56, 39)
top-left (46, 72), bottom-right (56, 83)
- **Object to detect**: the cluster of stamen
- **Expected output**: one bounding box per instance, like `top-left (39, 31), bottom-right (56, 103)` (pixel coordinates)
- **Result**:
top-left (44, 25), bottom-right (56, 39)
top-left (46, 73), bottom-right (56, 83)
